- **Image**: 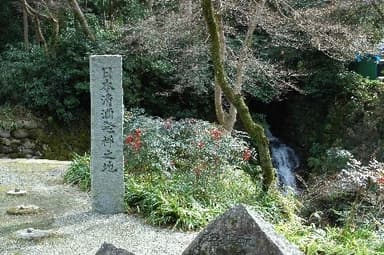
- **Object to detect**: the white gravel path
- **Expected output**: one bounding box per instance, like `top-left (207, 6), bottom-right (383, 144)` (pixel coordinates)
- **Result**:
top-left (0, 159), bottom-right (196, 255)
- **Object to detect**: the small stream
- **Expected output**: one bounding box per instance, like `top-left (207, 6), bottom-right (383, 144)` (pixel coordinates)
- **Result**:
top-left (267, 130), bottom-right (299, 191)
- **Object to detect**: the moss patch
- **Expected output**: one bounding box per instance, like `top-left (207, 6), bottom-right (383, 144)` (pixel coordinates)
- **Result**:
top-left (39, 119), bottom-right (90, 161)
top-left (0, 105), bottom-right (39, 130)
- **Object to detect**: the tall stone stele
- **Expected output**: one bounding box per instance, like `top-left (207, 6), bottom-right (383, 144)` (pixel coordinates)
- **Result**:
top-left (90, 55), bottom-right (124, 214)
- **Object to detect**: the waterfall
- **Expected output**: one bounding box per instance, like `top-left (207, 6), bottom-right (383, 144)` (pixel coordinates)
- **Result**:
top-left (266, 130), bottom-right (299, 190)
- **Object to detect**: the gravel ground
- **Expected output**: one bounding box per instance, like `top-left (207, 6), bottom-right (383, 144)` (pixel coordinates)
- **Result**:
top-left (0, 159), bottom-right (196, 255)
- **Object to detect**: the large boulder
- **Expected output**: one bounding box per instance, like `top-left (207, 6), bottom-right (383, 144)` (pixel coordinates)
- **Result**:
top-left (0, 137), bottom-right (11, 146)
top-left (18, 119), bottom-right (42, 130)
top-left (11, 128), bottom-right (29, 139)
top-left (95, 242), bottom-right (135, 255)
top-left (0, 129), bottom-right (11, 138)
top-left (183, 204), bottom-right (303, 255)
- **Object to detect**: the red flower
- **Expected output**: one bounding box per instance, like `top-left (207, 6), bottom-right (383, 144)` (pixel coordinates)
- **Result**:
top-left (125, 129), bottom-right (143, 152)
top-left (125, 135), bottom-right (134, 145)
top-left (135, 128), bottom-right (142, 136)
top-left (133, 139), bottom-right (142, 151)
top-left (197, 142), bottom-right (205, 149)
top-left (210, 128), bottom-right (222, 141)
top-left (378, 177), bottom-right (384, 185)
top-left (243, 148), bottom-right (252, 161)
top-left (164, 119), bottom-right (173, 129)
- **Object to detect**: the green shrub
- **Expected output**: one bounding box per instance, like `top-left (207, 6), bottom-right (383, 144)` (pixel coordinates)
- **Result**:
top-left (277, 219), bottom-right (384, 255)
top-left (0, 28), bottom-right (125, 122)
top-left (0, 30), bottom-right (93, 122)
top-left (64, 153), bottom-right (91, 191)
top-left (308, 147), bottom-right (354, 174)
top-left (125, 168), bottom-right (259, 230)
top-left (123, 109), bottom-right (254, 177)
top-left (65, 113), bottom-right (384, 253)
top-left (123, 110), bottom-right (268, 229)
top-left (65, 111), bottom-right (294, 230)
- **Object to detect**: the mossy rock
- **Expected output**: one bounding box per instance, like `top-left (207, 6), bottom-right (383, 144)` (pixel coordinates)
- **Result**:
top-left (7, 205), bottom-right (42, 215)
top-left (28, 128), bottom-right (45, 140)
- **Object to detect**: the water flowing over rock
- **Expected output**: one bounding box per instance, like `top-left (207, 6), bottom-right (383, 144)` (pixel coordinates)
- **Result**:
top-left (266, 130), bottom-right (299, 190)
top-left (183, 204), bottom-right (303, 255)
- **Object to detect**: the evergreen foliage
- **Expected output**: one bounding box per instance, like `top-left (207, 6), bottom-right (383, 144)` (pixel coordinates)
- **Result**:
top-left (3, 0), bottom-right (384, 253)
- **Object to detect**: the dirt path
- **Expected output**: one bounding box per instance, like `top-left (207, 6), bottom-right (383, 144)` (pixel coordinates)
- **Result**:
top-left (0, 159), bottom-right (196, 255)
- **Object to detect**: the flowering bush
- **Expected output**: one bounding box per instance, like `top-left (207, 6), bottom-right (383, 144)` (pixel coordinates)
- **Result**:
top-left (123, 109), bottom-right (268, 229)
top-left (123, 109), bottom-right (256, 179)
top-left (66, 110), bottom-right (289, 230)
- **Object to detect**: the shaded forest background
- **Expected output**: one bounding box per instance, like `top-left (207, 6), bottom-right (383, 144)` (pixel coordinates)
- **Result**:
top-left (1, 0), bottom-right (384, 165)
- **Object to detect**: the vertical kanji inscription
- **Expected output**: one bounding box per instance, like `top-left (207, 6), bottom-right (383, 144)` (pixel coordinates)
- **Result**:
top-left (90, 55), bottom-right (124, 214)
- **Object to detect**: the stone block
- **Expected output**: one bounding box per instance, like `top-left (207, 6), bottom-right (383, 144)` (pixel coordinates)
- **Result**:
top-left (11, 128), bottom-right (29, 139)
top-left (0, 138), bottom-right (11, 146)
top-left (15, 228), bottom-right (51, 240)
top-left (90, 55), bottom-right (124, 214)
top-left (0, 129), bottom-right (11, 138)
top-left (18, 120), bottom-right (42, 129)
top-left (95, 242), bottom-right (135, 255)
top-left (182, 204), bottom-right (303, 255)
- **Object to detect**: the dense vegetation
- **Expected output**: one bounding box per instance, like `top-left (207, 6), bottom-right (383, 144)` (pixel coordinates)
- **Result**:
top-left (64, 111), bottom-right (384, 253)
top-left (2, 0), bottom-right (384, 254)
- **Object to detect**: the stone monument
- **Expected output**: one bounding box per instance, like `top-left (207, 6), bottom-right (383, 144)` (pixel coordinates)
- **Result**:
top-left (183, 204), bottom-right (304, 255)
top-left (90, 55), bottom-right (124, 214)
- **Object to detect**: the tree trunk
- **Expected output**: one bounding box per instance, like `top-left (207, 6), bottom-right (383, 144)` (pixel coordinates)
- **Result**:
top-left (108, 0), bottom-right (114, 30)
top-left (147, 0), bottom-right (154, 12)
top-left (201, 0), bottom-right (275, 190)
top-left (34, 16), bottom-right (48, 53)
top-left (22, 0), bottom-right (29, 49)
top-left (67, 0), bottom-right (96, 41)
top-left (45, 0), bottom-right (60, 54)
top-left (23, 0), bottom-right (48, 53)
top-left (212, 0), bottom-right (260, 133)
top-left (213, 3), bottom-right (237, 132)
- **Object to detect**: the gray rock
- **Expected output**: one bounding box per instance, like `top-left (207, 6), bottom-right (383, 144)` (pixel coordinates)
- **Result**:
top-left (23, 139), bottom-right (36, 149)
top-left (10, 139), bottom-right (22, 145)
top-left (19, 147), bottom-right (34, 155)
top-left (95, 242), bottom-right (135, 255)
top-left (7, 204), bottom-right (42, 215)
top-left (6, 188), bottom-right (27, 196)
top-left (18, 120), bottom-right (41, 129)
top-left (0, 145), bottom-right (14, 154)
top-left (0, 129), bottom-right (11, 138)
top-left (34, 150), bottom-right (43, 157)
top-left (9, 152), bottom-right (23, 158)
top-left (15, 228), bottom-right (51, 240)
top-left (90, 55), bottom-right (124, 214)
top-left (182, 204), bottom-right (303, 255)
top-left (11, 129), bottom-right (29, 139)
top-left (28, 128), bottom-right (44, 139)
top-left (0, 137), bottom-right (11, 146)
